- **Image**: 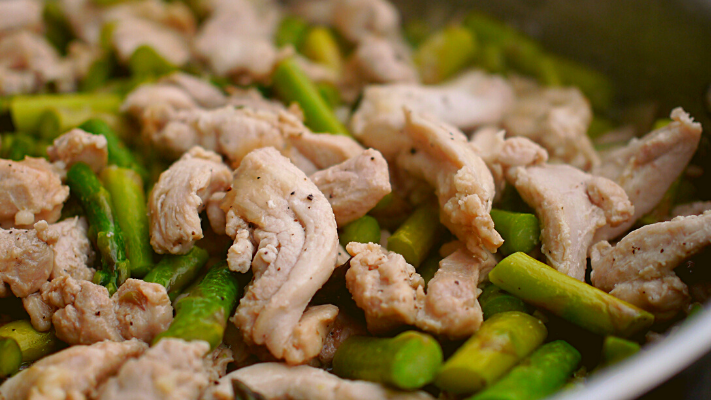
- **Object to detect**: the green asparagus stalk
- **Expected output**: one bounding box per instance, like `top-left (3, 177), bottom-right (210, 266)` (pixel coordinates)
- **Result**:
top-left (404, 19), bottom-right (432, 48)
top-left (599, 336), bottom-right (640, 368)
top-left (332, 331), bottom-right (444, 390)
top-left (490, 209), bottom-right (540, 256)
top-left (316, 82), bottom-right (341, 109)
top-left (587, 116), bottom-right (615, 140)
top-left (1, 133), bottom-right (47, 160)
top-left (80, 52), bottom-right (117, 92)
top-left (272, 57), bottom-right (351, 136)
top-left (37, 106), bottom-right (96, 141)
top-left (144, 246), bottom-right (209, 301)
top-left (414, 25), bottom-right (478, 84)
top-left (368, 192), bottom-right (412, 232)
top-left (436, 311), bottom-right (547, 394)
top-left (545, 55), bottom-right (614, 112)
top-left (387, 200), bottom-right (445, 268)
top-left (468, 340), bottom-right (582, 400)
top-left (275, 16), bottom-right (309, 49)
top-left (43, 0), bottom-right (74, 55)
top-left (154, 261), bottom-right (243, 350)
top-left (489, 252), bottom-right (654, 337)
top-left (100, 166), bottom-right (153, 277)
top-left (302, 27), bottom-right (343, 73)
top-left (10, 93), bottom-right (122, 134)
top-left (339, 215), bottom-right (381, 247)
top-left (128, 45), bottom-right (177, 80)
top-left (0, 320), bottom-right (58, 362)
top-left (79, 118), bottom-right (148, 180)
top-left (67, 162), bottom-right (130, 294)
top-left (0, 338), bottom-right (21, 378)
top-left (478, 283), bottom-right (529, 320)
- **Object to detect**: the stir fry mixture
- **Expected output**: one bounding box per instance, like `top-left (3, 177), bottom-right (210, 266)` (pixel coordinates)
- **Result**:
top-left (0, 0), bottom-right (709, 399)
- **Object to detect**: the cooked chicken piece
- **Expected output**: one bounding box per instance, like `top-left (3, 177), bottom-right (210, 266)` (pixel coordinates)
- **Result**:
top-left (41, 276), bottom-right (123, 344)
top-left (310, 149), bottom-right (391, 226)
top-left (221, 147), bottom-right (339, 364)
top-left (0, 30), bottom-right (77, 95)
top-left (509, 164), bottom-right (634, 281)
top-left (593, 108), bottom-right (702, 241)
top-left (0, 157), bottom-right (69, 228)
top-left (317, 312), bottom-right (367, 366)
top-left (503, 86), bottom-right (598, 171)
top-left (114, 279), bottom-right (173, 342)
top-left (47, 217), bottom-right (96, 281)
top-left (0, 221), bottom-right (56, 298)
top-left (39, 277), bottom-right (172, 344)
top-left (339, 35), bottom-right (418, 101)
top-left (202, 362), bottom-right (435, 400)
top-left (351, 70), bottom-right (515, 159)
top-left (110, 17), bottom-right (191, 66)
top-left (141, 104), bottom-right (362, 168)
top-left (98, 339), bottom-right (210, 400)
top-left (149, 147), bottom-right (232, 254)
top-left (22, 292), bottom-right (54, 331)
top-left (160, 72), bottom-right (227, 109)
top-left (48, 128), bottom-right (109, 174)
top-left (591, 211), bottom-right (711, 320)
top-left (0, 339), bottom-right (147, 400)
top-left (470, 128), bottom-right (549, 201)
top-left (396, 110), bottom-right (502, 258)
top-left (672, 201), bottom-right (711, 217)
top-left (99, 0), bottom-right (195, 66)
top-left (293, 0), bottom-right (400, 43)
top-left (194, 0), bottom-right (281, 82)
top-left (226, 87), bottom-right (296, 115)
top-left (204, 345), bottom-right (235, 384)
top-left (122, 85), bottom-right (200, 120)
top-left (346, 242), bottom-right (493, 338)
top-left (0, 0), bottom-right (42, 36)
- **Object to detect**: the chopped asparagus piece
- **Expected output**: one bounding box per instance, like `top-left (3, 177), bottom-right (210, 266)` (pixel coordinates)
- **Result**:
top-left (144, 246), bottom-right (209, 301)
top-left (490, 209), bottom-right (540, 256)
top-left (414, 25), bottom-right (478, 84)
top-left (387, 200), bottom-right (445, 268)
top-left (0, 320), bottom-right (58, 362)
top-left (339, 215), bottom-right (381, 247)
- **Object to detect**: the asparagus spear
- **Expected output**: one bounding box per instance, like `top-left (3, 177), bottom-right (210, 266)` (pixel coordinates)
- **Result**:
top-left (489, 252), bottom-right (654, 337)
top-left (1, 133), bottom-right (48, 160)
top-left (0, 338), bottom-right (21, 378)
top-left (418, 253), bottom-right (442, 287)
top-left (414, 25), bottom-right (478, 84)
top-left (478, 283), bottom-right (529, 320)
top-left (43, 0), bottom-right (74, 55)
top-left (435, 311), bottom-right (547, 394)
top-left (67, 162), bottom-right (130, 294)
top-left (37, 106), bottom-right (96, 141)
top-left (599, 336), bottom-right (640, 368)
top-left (0, 320), bottom-right (58, 362)
top-left (275, 16), bottom-right (309, 49)
top-left (468, 340), bottom-right (582, 400)
top-left (154, 261), bottom-right (243, 350)
top-left (332, 331), bottom-right (444, 390)
top-left (100, 166), bottom-right (153, 277)
top-left (302, 27), bottom-right (343, 73)
top-left (79, 118), bottom-right (148, 180)
top-left (490, 209), bottom-right (540, 256)
top-left (10, 93), bottom-right (121, 134)
top-left (339, 215), bottom-right (381, 247)
top-left (387, 200), bottom-right (445, 268)
top-left (368, 192), bottom-right (412, 231)
top-left (272, 57), bottom-right (351, 136)
top-left (144, 246), bottom-right (209, 301)
top-left (129, 45), bottom-right (177, 80)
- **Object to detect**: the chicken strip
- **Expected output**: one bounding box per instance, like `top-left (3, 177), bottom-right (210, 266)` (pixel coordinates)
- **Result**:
top-left (47, 128), bottom-right (109, 174)
top-left (202, 362), bottom-right (434, 400)
top-left (350, 70), bottom-right (515, 159)
top-left (0, 339), bottom-right (147, 400)
top-left (221, 147), bottom-right (339, 364)
top-left (346, 242), bottom-right (493, 338)
top-left (39, 277), bottom-right (172, 344)
top-left (98, 339), bottom-right (210, 400)
top-left (0, 0), bottom-right (43, 36)
top-left (591, 211), bottom-right (711, 320)
top-left (310, 148), bottom-right (391, 226)
top-left (593, 107), bottom-right (702, 241)
top-left (148, 147), bottom-right (232, 254)
top-left (503, 85), bottom-right (598, 171)
top-left (509, 164), bottom-right (634, 281)
top-left (396, 110), bottom-right (502, 258)
top-left (0, 157), bottom-right (69, 229)
top-left (46, 216), bottom-right (96, 281)
top-left (0, 221), bottom-right (57, 298)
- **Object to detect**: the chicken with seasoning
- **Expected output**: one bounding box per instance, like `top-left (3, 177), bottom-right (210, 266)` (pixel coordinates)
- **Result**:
top-left (0, 1), bottom-right (709, 400)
